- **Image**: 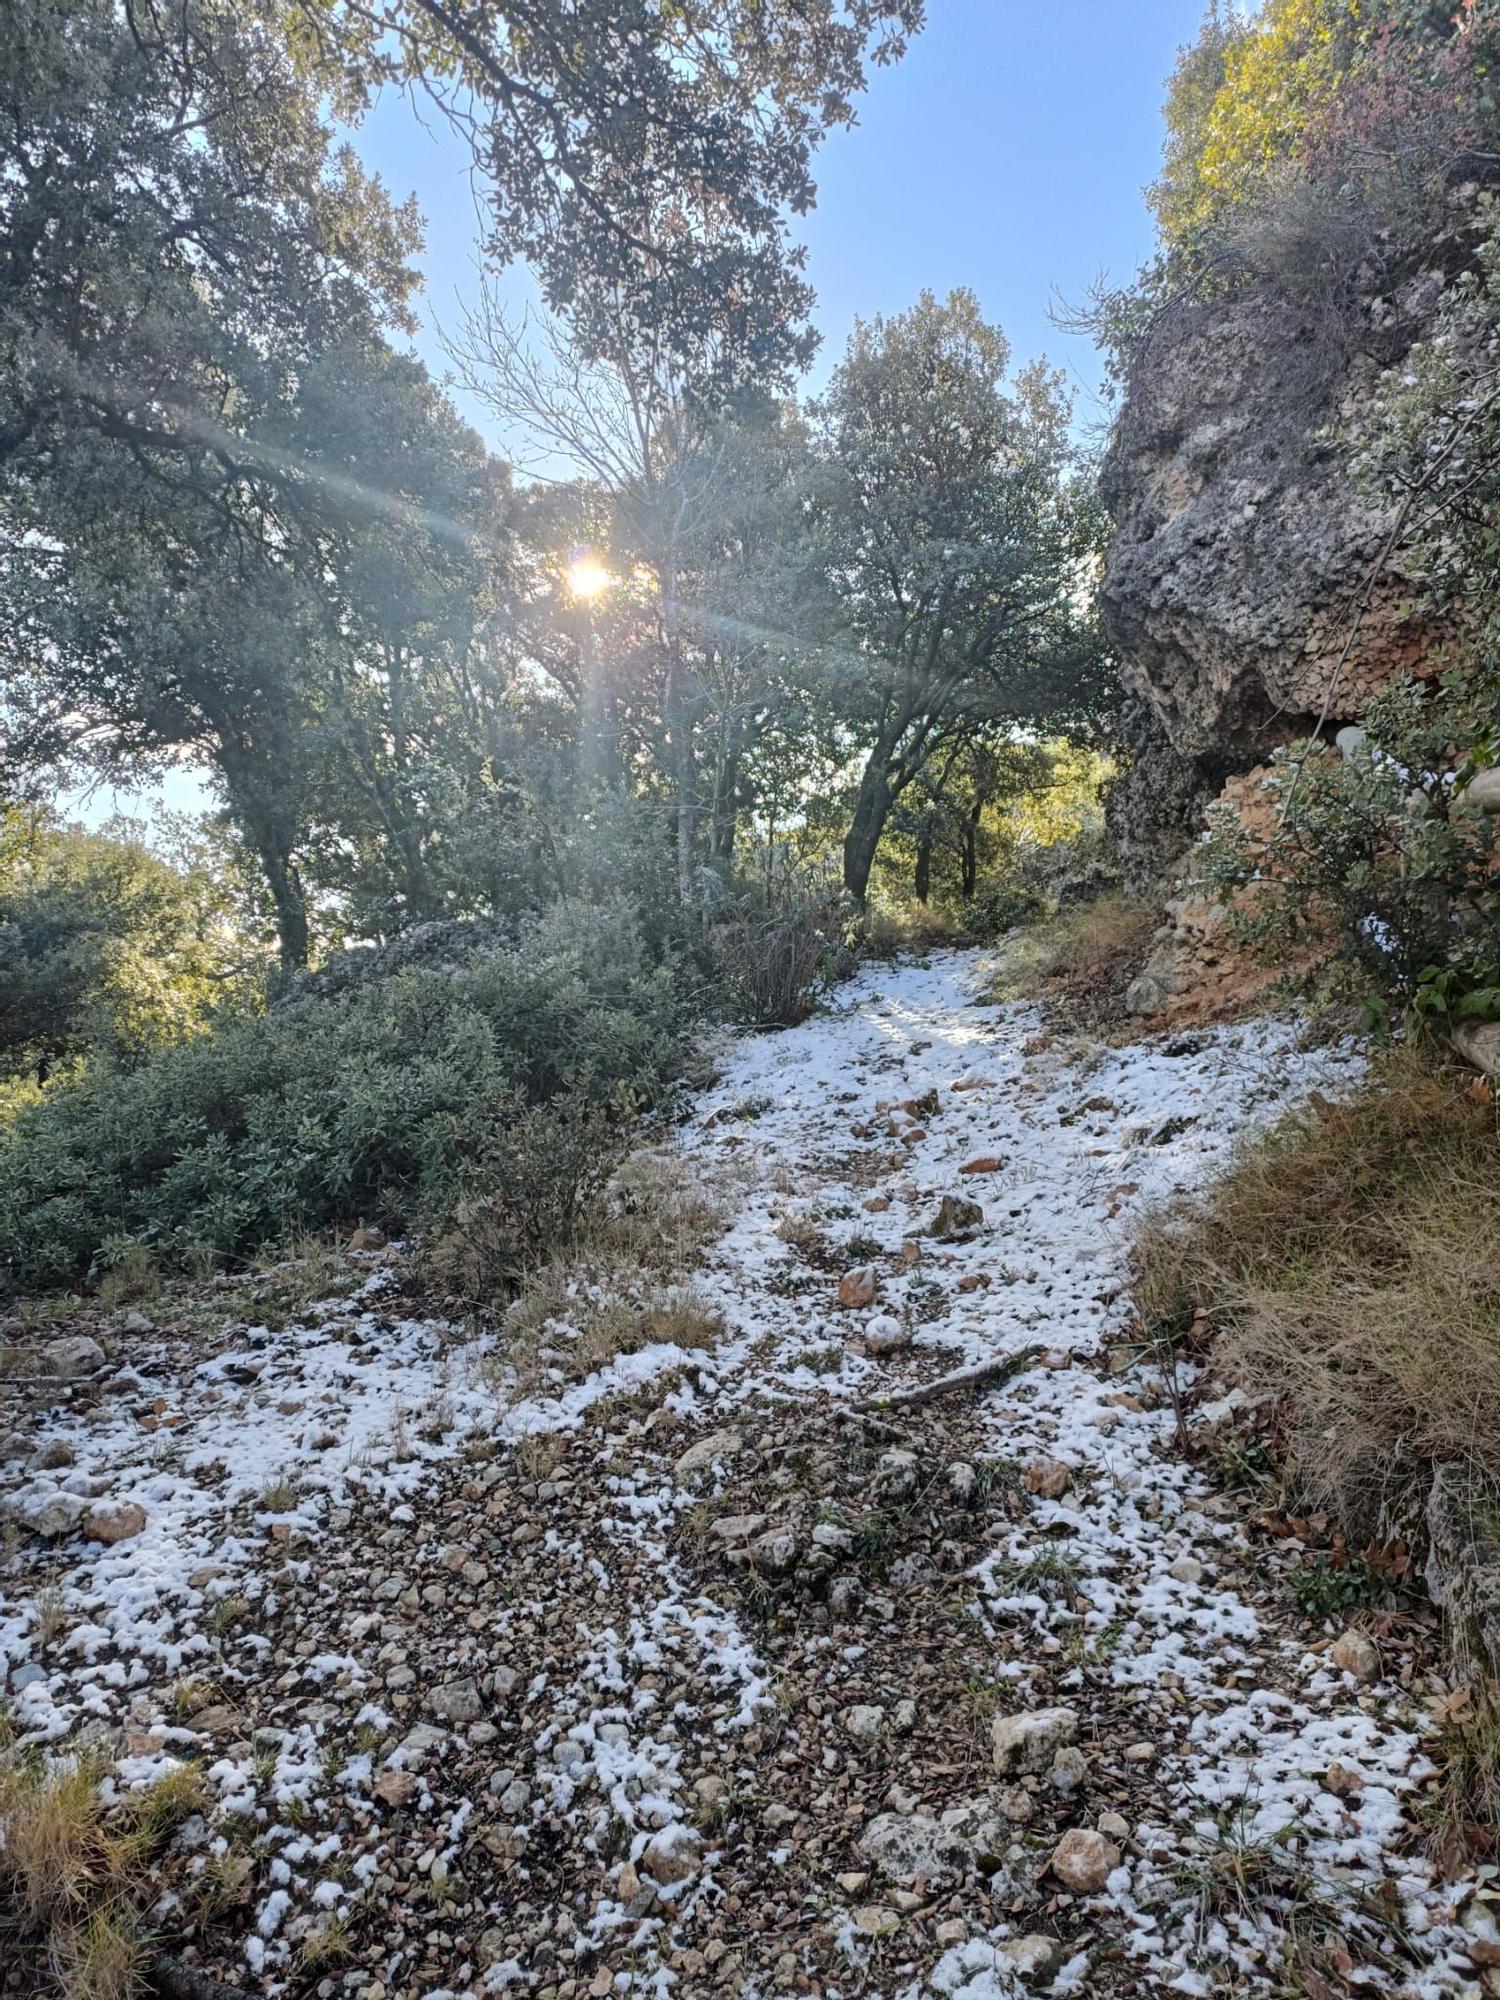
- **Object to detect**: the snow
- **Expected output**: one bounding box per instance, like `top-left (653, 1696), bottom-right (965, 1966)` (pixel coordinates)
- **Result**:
top-left (0, 948), bottom-right (1480, 1996)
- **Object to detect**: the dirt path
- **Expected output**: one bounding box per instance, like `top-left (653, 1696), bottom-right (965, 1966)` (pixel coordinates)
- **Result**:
top-left (1, 952), bottom-right (1486, 1998)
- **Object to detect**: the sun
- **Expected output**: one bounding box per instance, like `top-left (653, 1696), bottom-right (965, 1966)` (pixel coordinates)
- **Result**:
top-left (566, 554), bottom-right (613, 601)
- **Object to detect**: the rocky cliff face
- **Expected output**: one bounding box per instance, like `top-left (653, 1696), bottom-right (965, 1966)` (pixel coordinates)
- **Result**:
top-left (1099, 277), bottom-right (1458, 896)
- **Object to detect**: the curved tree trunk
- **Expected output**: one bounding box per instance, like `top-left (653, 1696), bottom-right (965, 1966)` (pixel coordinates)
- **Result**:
top-left (843, 759), bottom-right (892, 905)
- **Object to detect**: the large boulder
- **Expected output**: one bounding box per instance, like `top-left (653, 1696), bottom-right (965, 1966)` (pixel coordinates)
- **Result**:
top-left (275, 917), bottom-right (520, 1007)
top-left (1100, 281), bottom-right (1454, 775)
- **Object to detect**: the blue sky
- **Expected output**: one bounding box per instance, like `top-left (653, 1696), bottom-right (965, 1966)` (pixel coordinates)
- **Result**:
top-left (76, 0), bottom-right (1205, 827)
top-left (356, 0), bottom-right (1207, 451)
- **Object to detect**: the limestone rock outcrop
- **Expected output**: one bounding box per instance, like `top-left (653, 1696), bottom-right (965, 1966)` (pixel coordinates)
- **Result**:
top-left (1100, 284), bottom-right (1453, 785)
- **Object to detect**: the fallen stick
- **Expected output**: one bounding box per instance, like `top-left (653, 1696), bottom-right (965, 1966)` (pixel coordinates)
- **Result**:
top-left (152, 1958), bottom-right (250, 2000)
top-left (854, 1345), bottom-right (1039, 1413)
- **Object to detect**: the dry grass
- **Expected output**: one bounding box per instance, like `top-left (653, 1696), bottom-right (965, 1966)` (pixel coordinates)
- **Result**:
top-left (498, 1279), bottom-right (724, 1394)
top-left (0, 1756), bottom-right (119, 1930)
top-left (0, 1756), bottom-right (206, 1998)
top-left (1133, 1052), bottom-right (1500, 1534)
top-left (857, 902), bottom-right (965, 959)
top-left (484, 1142), bottom-right (731, 1396)
top-left (987, 893), bottom-right (1157, 1025)
top-left (94, 1246), bottom-right (162, 1312)
top-left (596, 1147), bottom-right (729, 1276)
top-left (50, 1906), bottom-right (151, 2000)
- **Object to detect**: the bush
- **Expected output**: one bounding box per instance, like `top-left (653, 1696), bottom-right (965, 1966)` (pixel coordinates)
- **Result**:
top-left (1197, 673), bottom-right (1500, 1029)
top-left (0, 901), bottom-right (686, 1296)
top-left (712, 891), bottom-right (849, 1027)
top-left (419, 1092), bottom-right (626, 1303)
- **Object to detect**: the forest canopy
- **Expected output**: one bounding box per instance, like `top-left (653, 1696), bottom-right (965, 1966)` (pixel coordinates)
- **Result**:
top-left (1, 0), bottom-right (1106, 990)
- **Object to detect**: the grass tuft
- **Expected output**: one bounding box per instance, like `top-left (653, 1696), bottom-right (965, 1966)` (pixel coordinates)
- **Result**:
top-left (1133, 1051), bottom-right (1500, 1535)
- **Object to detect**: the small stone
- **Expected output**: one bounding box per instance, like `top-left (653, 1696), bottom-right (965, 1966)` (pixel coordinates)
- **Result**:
top-left (748, 1525), bottom-right (799, 1573)
top-left (843, 1704), bottom-right (885, 1744)
top-left (892, 1698), bottom-right (917, 1735)
top-left (28, 1441), bottom-right (76, 1472)
top-left (874, 1448), bottom-right (919, 1499)
top-left (374, 1770), bottom-right (418, 1808)
top-left (996, 1785), bottom-right (1035, 1824)
top-left (863, 1313), bottom-right (908, 1354)
top-left (1097, 1811), bottom-right (1130, 1841)
top-left (1123, 1741), bottom-right (1155, 1764)
top-left (86, 1499), bottom-right (146, 1545)
top-left (711, 1513), bottom-right (766, 1543)
top-left (837, 1265), bottom-right (879, 1309)
top-left (926, 1194), bottom-right (984, 1239)
top-left (991, 1707), bottom-right (1079, 1776)
top-left (947, 1461), bottom-right (977, 1501)
top-left (641, 1828), bottom-right (703, 1886)
top-left (188, 1705), bottom-right (248, 1738)
top-left (673, 1430), bottom-right (742, 1483)
top-left (935, 1919), bottom-right (968, 1947)
top-left (1050, 1745), bottom-right (1088, 1792)
top-left (958, 1155), bottom-right (1006, 1176)
top-left (851, 1906), bottom-right (900, 1938)
top-left (858, 1810), bottom-right (971, 1886)
top-left (1024, 1458), bottom-right (1071, 1500)
top-left (836, 1871), bottom-right (870, 1893)
top-left (1, 1336), bottom-right (106, 1380)
top-left (1329, 1629), bottom-right (1380, 1682)
top-left (1167, 1556), bottom-right (1203, 1585)
top-left (864, 1196), bottom-right (891, 1213)
top-left (7, 1489), bottom-right (88, 1540)
top-left (997, 1936), bottom-right (1064, 1982)
top-left (1049, 1827), bottom-right (1120, 1894)
top-left (428, 1678), bottom-right (483, 1725)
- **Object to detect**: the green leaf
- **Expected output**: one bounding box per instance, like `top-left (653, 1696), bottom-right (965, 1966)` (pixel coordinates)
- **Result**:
top-left (1453, 987), bottom-right (1500, 1023)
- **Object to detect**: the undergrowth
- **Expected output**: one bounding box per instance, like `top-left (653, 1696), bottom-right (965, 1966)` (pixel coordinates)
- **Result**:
top-left (0, 902), bottom-right (686, 1297)
top-left (1134, 1049), bottom-right (1500, 1538)
top-left (987, 893), bottom-right (1157, 1026)
top-left (0, 1756), bottom-right (204, 1999)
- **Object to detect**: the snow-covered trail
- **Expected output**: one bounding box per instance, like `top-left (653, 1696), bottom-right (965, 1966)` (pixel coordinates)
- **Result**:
top-left (1, 950), bottom-right (1487, 1998)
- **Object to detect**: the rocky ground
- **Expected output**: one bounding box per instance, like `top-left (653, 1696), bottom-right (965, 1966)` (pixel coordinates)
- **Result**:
top-left (2, 951), bottom-right (1493, 1999)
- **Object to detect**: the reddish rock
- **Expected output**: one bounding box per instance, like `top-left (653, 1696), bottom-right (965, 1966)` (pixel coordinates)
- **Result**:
top-left (86, 1500), bottom-right (146, 1545)
top-left (374, 1769), bottom-right (418, 1807)
top-left (837, 1265), bottom-right (879, 1309)
top-left (1049, 1827), bottom-right (1120, 1893)
top-left (1024, 1458), bottom-right (1072, 1499)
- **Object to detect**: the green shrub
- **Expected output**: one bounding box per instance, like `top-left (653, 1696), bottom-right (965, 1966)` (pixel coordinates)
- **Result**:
top-left (1198, 672), bottom-right (1500, 1028)
top-left (0, 901), bottom-right (686, 1296)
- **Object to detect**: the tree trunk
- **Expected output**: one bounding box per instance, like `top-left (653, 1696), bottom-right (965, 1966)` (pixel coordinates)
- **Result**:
top-left (708, 749), bottom-right (740, 872)
top-left (843, 759), bottom-right (893, 905)
top-left (661, 534), bottom-right (695, 911)
top-left (268, 844), bottom-right (312, 976)
top-left (914, 834), bottom-right (932, 904)
top-left (961, 797), bottom-right (982, 901)
top-left (262, 845), bottom-right (310, 976)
